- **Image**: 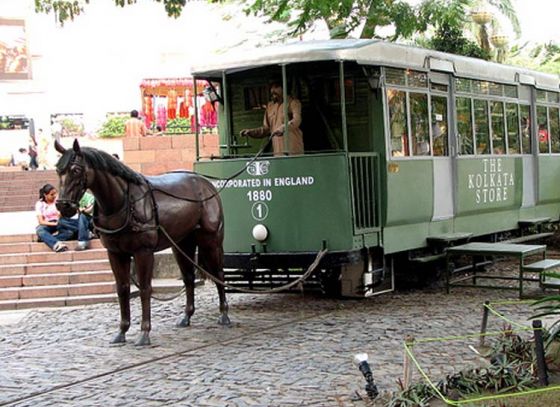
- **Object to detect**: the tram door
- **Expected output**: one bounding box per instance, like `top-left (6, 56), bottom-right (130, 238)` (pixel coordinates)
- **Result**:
top-left (430, 74), bottom-right (454, 220)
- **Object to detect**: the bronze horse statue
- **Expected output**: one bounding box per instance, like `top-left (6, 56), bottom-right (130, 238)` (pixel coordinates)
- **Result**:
top-left (54, 139), bottom-right (230, 346)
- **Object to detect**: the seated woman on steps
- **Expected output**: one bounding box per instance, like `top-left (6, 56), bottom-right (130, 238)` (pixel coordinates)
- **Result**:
top-left (35, 184), bottom-right (91, 252)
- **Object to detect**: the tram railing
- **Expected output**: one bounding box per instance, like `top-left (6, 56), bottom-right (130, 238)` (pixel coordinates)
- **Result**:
top-left (348, 153), bottom-right (380, 233)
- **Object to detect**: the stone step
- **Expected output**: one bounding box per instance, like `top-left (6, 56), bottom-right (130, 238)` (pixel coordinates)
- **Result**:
top-left (0, 239), bottom-right (104, 254)
top-left (0, 293), bottom-right (118, 311)
top-left (0, 247), bottom-right (108, 265)
top-left (0, 280), bottom-right (186, 311)
top-left (0, 234), bottom-right (35, 244)
top-left (0, 259), bottom-right (111, 276)
top-left (0, 281), bottom-right (116, 301)
top-left (0, 270), bottom-right (114, 288)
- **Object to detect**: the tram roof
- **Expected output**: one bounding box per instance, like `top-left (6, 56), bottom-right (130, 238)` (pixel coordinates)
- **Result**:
top-left (191, 39), bottom-right (560, 90)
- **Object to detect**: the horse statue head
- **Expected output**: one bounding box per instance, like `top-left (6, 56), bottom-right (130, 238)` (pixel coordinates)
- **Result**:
top-left (55, 139), bottom-right (89, 218)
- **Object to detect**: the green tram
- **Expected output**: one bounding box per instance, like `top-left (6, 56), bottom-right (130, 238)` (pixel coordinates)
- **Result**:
top-left (191, 40), bottom-right (560, 297)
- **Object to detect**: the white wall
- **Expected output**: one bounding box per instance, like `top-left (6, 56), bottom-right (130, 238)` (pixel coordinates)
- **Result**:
top-left (0, 0), bottom-right (296, 138)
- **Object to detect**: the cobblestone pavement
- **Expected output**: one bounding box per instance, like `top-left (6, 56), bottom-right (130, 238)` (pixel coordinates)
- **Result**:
top-left (0, 261), bottom-right (551, 407)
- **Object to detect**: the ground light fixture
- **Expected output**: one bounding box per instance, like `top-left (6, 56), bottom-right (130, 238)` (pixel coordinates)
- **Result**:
top-left (353, 353), bottom-right (379, 400)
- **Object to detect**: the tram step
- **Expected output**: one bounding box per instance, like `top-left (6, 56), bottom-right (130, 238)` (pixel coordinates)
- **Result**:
top-left (426, 232), bottom-right (473, 246)
top-left (410, 253), bottom-right (446, 263)
top-left (502, 232), bottom-right (554, 244)
top-left (518, 217), bottom-right (551, 227)
top-left (522, 259), bottom-right (560, 289)
top-left (522, 259), bottom-right (560, 272)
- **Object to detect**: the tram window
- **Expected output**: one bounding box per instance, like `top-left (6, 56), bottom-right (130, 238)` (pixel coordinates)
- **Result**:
top-left (489, 83), bottom-right (503, 97)
top-left (431, 96), bottom-right (448, 156)
top-left (520, 105), bottom-right (532, 154)
top-left (410, 93), bottom-right (430, 156)
top-left (455, 78), bottom-right (472, 93)
top-left (505, 103), bottom-right (520, 154)
top-left (537, 106), bottom-right (549, 153)
top-left (387, 89), bottom-right (409, 157)
top-left (456, 97), bottom-right (474, 155)
top-left (244, 85), bottom-right (268, 110)
top-left (549, 92), bottom-right (560, 104)
top-left (537, 90), bottom-right (547, 103)
top-left (504, 85), bottom-right (518, 99)
top-left (550, 107), bottom-right (560, 153)
top-left (386, 68), bottom-right (406, 86)
top-left (324, 78), bottom-right (354, 104)
top-left (431, 83), bottom-right (447, 92)
top-left (474, 99), bottom-right (490, 154)
top-left (474, 81), bottom-right (490, 95)
top-left (407, 71), bottom-right (428, 88)
top-left (491, 102), bottom-right (505, 154)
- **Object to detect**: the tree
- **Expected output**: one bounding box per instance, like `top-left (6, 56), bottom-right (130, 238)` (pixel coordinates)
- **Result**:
top-left (34, 0), bottom-right (195, 25)
top-left (246, 0), bottom-right (423, 40)
top-left (427, 21), bottom-right (491, 60)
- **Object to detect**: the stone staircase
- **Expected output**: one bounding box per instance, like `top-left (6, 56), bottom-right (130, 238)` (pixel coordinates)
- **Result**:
top-left (0, 167), bottom-right (185, 311)
top-left (0, 169), bottom-right (59, 213)
top-left (0, 233), bottom-right (117, 310)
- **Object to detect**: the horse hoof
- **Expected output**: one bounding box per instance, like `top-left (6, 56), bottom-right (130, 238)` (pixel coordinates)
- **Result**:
top-left (218, 315), bottom-right (231, 326)
top-left (110, 332), bottom-right (126, 344)
top-left (176, 316), bottom-right (191, 328)
top-left (134, 333), bottom-right (151, 347)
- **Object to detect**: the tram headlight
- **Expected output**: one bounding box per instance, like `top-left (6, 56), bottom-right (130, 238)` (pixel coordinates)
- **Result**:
top-left (252, 224), bottom-right (269, 241)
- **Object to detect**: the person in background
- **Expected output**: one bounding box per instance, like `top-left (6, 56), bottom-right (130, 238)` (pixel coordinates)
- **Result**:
top-left (35, 184), bottom-right (93, 252)
top-left (12, 148), bottom-right (28, 170)
top-left (78, 189), bottom-right (95, 238)
top-left (28, 134), bottom-right (38, 170)
top-left (125, 110), bottom-right (148, 137)
top-left (35, 184), bottom-right (68, 252)
top-left (239, 82), bottom-right (304, 156)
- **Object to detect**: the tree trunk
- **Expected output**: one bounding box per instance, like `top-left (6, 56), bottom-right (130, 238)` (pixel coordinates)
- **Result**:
top-left (359, 1), bottom-right (380, 39)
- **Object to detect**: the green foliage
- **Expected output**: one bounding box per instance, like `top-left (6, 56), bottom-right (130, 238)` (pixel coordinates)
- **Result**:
top-left (246, 0), bottom-right (424, 40)
top-left (532, 286), bottom-right (560, 348)
top-left (165, 118), bottom-right (190, 134)
top-left (428, 21), bottom-right (491, 60)
top-left (97, 115), bottom-right (127, 138)
top-left (34, 0), bottom-right (211, 24)
top-left (60, 118), bottom-right (85, 137)
top-left (34, 0), bottom-right (90, 25)
top-left (388, 327), bottom-right (538, 406)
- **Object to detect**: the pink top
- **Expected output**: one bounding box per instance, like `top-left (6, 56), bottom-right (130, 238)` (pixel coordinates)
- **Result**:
top-left (35, 200), bottom-right (59, 223)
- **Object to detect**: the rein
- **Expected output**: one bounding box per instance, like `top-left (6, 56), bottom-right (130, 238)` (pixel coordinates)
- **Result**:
top-left (158, 225), bottom-right (328, 295)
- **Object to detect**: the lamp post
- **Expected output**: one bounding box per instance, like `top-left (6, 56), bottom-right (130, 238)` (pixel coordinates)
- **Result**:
top-left (353, 353), bottom-right (379, 400)
top-left (490, 34), bottom-right (508, 63)
top-left (470, 8), bottom-right (493, 53)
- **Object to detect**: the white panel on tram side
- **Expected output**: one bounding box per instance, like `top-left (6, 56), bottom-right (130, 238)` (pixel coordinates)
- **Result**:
top-left (432, 159), bottom-right (454, 220)
top-left (522, 156), bottom-right (535, 207)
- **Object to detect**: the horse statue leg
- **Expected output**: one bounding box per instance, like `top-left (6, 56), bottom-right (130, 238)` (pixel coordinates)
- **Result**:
top-left (199, 243), bottom-right (230, 326)
top-left (107, 252), bottom-right (132, 344)
top-left (171, 236), bottom-right (197, 327)
top-left (132, 251), bottom-right (154, 346)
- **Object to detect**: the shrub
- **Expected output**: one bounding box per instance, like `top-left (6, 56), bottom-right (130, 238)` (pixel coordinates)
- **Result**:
top-left (98, 116), bottom-right (127, 138)
top-left (165, 118), bottom-right (190, 134)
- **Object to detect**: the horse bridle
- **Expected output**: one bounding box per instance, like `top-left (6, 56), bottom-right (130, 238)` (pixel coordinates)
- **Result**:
top-left (56, 152), bottom-right (88, 210)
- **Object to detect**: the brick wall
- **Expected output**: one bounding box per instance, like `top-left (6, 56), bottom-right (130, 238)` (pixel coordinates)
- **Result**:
top-left (122, 134), bottom-right (219, 175)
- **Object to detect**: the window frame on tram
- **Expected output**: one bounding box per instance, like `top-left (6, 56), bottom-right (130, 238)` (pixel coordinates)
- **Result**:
top-left (536, 89), bottom-right (560, 155)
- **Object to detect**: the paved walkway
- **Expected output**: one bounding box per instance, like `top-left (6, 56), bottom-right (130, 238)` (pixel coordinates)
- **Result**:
top-left (0, 267), bottom-right (550, 406)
